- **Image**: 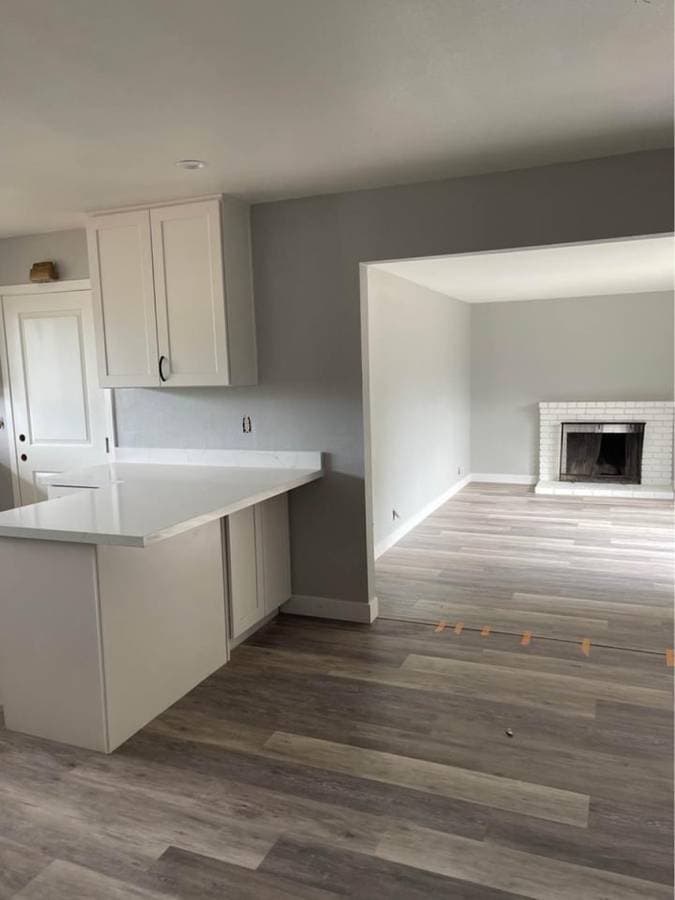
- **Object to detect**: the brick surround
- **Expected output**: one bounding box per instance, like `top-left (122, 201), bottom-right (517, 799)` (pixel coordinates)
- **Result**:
top-left (537, 401), bottom-right (674, 495)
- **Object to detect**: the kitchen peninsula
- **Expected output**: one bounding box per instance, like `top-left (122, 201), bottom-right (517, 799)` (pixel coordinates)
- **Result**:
top-left (0, 450), bottom-right (322, 752)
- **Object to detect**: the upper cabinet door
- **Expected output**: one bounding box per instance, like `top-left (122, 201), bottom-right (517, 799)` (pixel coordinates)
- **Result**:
top-left (87, 210), bottom-right (160, 387)
top-left (151, 199), bottom-right (230, 387)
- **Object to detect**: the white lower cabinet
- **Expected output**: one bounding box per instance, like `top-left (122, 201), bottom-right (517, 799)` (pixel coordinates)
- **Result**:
top-left (0, 494), bottom-right (292, 752)
top-left (225, 494), bottom-right (291, 641)
top-left (0, 520), bottom-right (227, 752)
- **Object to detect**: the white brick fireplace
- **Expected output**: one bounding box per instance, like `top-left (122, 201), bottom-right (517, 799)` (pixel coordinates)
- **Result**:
top-left (536, 401), bottom-right (674, 498)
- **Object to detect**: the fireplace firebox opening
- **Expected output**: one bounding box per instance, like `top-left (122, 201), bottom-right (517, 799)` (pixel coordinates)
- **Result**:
top-left (559, 422), bottom-right (645, 484)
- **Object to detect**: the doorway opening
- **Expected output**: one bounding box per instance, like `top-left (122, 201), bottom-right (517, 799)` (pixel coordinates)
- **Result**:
top-left (359, 233), bottom-right (674, 635)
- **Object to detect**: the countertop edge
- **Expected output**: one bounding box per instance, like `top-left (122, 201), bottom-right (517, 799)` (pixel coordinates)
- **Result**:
top-left (142, 469), bottom-right (323, 546)
top-left (0, 468), bottom-right (323, 547)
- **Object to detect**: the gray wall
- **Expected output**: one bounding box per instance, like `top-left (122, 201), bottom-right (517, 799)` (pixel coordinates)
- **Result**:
top-left (0, 229), bottom-right (89, 284)
top-left (470, 291), bottom-right (675, 476)
top-left (0, 149), bottom-right (672, 603)
top-left (367, 269), bottom-right (470, 549)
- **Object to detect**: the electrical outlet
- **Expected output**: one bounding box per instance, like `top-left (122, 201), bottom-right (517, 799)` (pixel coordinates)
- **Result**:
top-left (242, 415), bottom-right (252, 434)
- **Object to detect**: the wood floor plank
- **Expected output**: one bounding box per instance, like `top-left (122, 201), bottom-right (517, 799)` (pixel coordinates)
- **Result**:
top-left (14, 859), bottom-right (174, 900)
top-left (146, 707), bottom-right (274, 753)
top-left (511, 592), bottom-right (671, 618)
top-left (259, 836), bottom-right (527, 900)
top-left (0, 837), bottom-right (51, 899)
top-left (123, 730), bottom-right (491, 841)
top-left (327, 659), bottom-right (598, 717)
top-left (322, 711), bottom-right (672, 799)
top-left (180, 660), bottom-right (443, 736)
top-left (376, 823), bottom-right (672, 900)
top-left (247, 617), bottom-right (485, 664)
top-left (0, 757), bottom-right (277, 872)
top-left (487, 804), bottom-right (674, 886)
top-left (401, 653), bottom-right (673, 709)
top-left (0, 789), bottom-right (162, 882)
top-left (590, 699), bottom-right (674, 761)
top-left (412, 600), bottom-right (611, 639)
top-left (263, 731), bottom-right (590, 826)
top-left (478, 648), bottom-right (673, 690)
top-left (147, 845), bottom-right (342, 900)
top-left (66, 746), bottom-right (393, 858)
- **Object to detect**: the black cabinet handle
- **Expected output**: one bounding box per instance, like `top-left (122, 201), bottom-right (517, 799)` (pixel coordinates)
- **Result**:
top-left (18, 433), bottom-right (25, 442)
top-left (159, 355), bottom-right (168, 383)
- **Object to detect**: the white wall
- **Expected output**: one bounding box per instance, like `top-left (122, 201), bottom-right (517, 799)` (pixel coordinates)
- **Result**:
top-left (470, 291), bottom-right (674, 476)
top-left (367, 269), bottom-right (470, 554)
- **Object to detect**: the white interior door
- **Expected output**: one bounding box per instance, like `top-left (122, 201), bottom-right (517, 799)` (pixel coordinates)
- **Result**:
top-left (2, 288), bottom-right (112, 505)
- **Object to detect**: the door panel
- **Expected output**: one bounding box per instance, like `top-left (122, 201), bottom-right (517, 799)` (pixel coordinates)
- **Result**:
top-left (21, 313), bottom-right (89, 443)
top-left (2, 290), bottom-right (111, 505)
top-left (226, 506), bottom-right (260, 639)
top-left (259, 494), bottom-right (292, 614)
top-left (87, 209), bottom-right (159, 387)
top-left (152, 199), bottom-right (229, 386)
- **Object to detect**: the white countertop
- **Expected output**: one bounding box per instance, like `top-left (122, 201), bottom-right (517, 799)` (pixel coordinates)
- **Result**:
top-left (0, 463), bottom-right (323, 546)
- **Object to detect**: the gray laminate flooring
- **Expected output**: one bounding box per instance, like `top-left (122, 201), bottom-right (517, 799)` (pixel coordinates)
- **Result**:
top-left (377, 482), bottom-right (674, 653)
top-left (1, 483), bottom-right (672, 898)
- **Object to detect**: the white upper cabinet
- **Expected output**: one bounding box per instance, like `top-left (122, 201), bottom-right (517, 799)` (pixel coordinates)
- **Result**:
top-left (87, 209), bottom-right (158, 387)
top-left (87, 196), bottom-right (257, 388)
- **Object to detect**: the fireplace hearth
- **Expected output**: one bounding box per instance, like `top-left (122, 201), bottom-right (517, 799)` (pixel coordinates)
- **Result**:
top-left (560, 422), bottom-right (644, 484)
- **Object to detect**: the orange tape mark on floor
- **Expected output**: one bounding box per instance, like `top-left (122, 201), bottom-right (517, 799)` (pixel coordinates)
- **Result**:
top-left (434, 621), bottom-right (447, 633)
top-left (480, 625), bottom-right (491, 637)
top-left (453, 622), bottom-right (464, 635)
top-left (581, 638), bottom-right (592, 657)
top-left (666, 648), bottom-right (674, 667)
top-left (520, 630), bottom-right (532, 646)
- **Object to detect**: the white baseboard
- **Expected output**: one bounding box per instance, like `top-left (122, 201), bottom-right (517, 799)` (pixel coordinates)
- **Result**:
top-left (469, 473), bottom-right (537, 485)
top-left (282, 594), bottom-right (379, 624)
top-left (374, 475), bottom-right (471, 559)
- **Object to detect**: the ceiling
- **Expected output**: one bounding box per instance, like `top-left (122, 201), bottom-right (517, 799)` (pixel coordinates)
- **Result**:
top-left (0, 0), bottom-right (672, 237)
top-left (371, 235), bottom-right (675, 302)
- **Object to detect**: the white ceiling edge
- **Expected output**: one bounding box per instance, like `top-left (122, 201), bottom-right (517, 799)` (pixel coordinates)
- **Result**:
top-left (367, 234), bottom-right (675, 304)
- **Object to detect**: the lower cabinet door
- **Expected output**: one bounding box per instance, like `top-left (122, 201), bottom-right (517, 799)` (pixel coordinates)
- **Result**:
top-left (227, 506), bottom-right (261, 639)
top-left (226, 495), bottom-right (292, 641)
top-left (258, 494), bottom-right (291, 614)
